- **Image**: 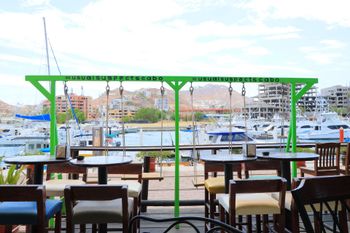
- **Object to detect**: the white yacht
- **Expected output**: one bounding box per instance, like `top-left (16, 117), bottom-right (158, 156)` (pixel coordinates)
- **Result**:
top-left (298, 112), bottom-right (350, 140)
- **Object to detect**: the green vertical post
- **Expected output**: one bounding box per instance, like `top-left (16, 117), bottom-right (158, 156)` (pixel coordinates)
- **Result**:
top-left (290, 83), bottom-right (297, 177)
top-left (50, 81), bottom-right (57, 156)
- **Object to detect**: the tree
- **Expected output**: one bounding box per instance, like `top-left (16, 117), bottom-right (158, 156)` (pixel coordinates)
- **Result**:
top-left (56, 108), bottom-right (86, 124)
top-left (42, 106), bottom-right (50, 114)
top-left (134, 108), bottom-right (161, 123)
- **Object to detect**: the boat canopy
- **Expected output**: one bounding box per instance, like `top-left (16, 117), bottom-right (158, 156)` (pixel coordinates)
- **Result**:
top-left (15, 114), bottom-right (50, 121)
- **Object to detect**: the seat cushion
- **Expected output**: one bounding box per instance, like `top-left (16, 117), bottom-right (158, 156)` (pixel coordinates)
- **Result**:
top-left (45, 179), bottom-right (86, 197)
top-left (205, 177), bottom-right (225, 194)
top-left (72, 198), bottom-right (133, 224)
top-left (219, 193), bottom-right (280, 215)
top-left (108, 181), bottom-right (142, 198)
top-left (0, 200), bottom-right (62, 225)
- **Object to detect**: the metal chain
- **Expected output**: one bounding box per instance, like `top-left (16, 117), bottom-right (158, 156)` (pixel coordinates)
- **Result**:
top-left (159, 82), bottom-right (165, 176)
top-left (242, 83), bottom-right (248, 144)
top-left (228, 83), bottom-right (233, 154)
top-left (119, 81), bottom-right (126, 158)
top-left (190, 82), bottom-right (198, 184)
top-left (64, 82), bottom-right (70, 145)
top-left (105, 82), bottom-right (110, 155)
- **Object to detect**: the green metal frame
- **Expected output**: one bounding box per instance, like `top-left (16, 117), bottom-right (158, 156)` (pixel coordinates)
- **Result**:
top-left (26, 75), bottom-right (318, 217)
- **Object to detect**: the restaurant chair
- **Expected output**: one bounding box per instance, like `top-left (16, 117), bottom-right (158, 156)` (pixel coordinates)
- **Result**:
top-left (219, 178), bottom-right (286, 233)
top-left (64, 185), bottom-right (133, 233)
top-left (243, 159), bottom-right (281, 179)
top-left (291, 175), bottom-right (350, 233)
top-left (45, 162), bottom-right (88, 197)
top-left (107, 162), bottom-right (143, 217)
top-left (204, 162), bottom-right (242, 230)
top-left (340, 143), bottom-right (350, 175)
top-left (0, 185), bottom-right (62, 233)
top-left (300, 143), bottom-right (341, 177)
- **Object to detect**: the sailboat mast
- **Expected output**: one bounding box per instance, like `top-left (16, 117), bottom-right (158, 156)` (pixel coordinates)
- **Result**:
top-left (43, 17), bottom-right (50, 75)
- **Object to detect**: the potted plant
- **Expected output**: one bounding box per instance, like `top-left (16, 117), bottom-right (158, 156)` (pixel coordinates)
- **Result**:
top-left (0, 161), bottom-right (26, 233)
top-left (136, 151), bottom-right (174, 172)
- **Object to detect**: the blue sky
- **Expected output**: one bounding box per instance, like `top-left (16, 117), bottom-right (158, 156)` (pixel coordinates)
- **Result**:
top-left (0, 0), bottom-right (349, 105)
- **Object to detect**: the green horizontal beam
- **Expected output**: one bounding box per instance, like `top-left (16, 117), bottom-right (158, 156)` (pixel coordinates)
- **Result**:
top-left (26, 75), bottom-right (318, 84)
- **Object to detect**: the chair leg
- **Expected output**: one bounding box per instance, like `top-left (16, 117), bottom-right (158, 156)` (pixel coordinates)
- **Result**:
top-left (277, 214), bottom-right (285, 233)
top-left (80, 224), bottom-right (86, 233)
top-left (55, 211), bottom-right (62, 233)
top-left (247, 215), bottom-right (252, 233)
top-left (92, 224), bottom-right (97, 233)
top-left (262, 215), bottom-right (269, 233)
top-left (339, 210), bottom-right (348, 233)
top-left (5, 226), bottom-right (12, 233)
top-left (256, 215), bottom-right (261, 233)
top-left (209, 193), bottom-right (216, 228)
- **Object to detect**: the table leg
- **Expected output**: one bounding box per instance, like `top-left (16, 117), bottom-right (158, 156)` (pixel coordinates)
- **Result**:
top-left (141, 157), bottom-right (150, 212)
top-left (224, 164), bottom-right (233, 193)
top-left (281, 161), bottom-right (291, 190)
top-left (98, 167), bottom-right (108, 184)
top-left (97, 167), bottom-right (108, 232)
top-left (33, 164), bottom-right (44, 185)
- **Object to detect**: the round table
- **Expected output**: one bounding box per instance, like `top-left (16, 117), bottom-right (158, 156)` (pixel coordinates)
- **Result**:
top-left (70, 155), bottom-right (133, 184)
top-left (257, 152), bottom-right (319, 189)
top-left (4, 155), bottom-right (68, 184)
top-left (200, 154), bottom-right (257, 193)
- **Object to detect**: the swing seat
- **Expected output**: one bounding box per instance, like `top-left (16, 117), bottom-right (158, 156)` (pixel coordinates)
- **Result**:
top-left (121, 172), bottom-right (164, 181)
top-left (192, 177), bottom-right (205, 187)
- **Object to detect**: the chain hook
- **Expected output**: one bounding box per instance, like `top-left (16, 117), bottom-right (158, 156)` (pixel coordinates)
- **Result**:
top-left (228, 82), bottom-right (233, 96)
top-left (64, 81), bottom-right (69, 95)
top-left (160, 81), bottom-right (165, 96)
top-left (119, 81), bottom-right (124, 96)
top-left (106, 81), bottom-right (110, 96)
top-left (189, 82), bottom-right (194, 95)
top-left (241, 82), bottom-right (246, 97)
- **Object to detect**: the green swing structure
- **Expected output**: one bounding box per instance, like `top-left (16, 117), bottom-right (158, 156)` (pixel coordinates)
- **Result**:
top-left (26, 75), bottom-right (318, 217)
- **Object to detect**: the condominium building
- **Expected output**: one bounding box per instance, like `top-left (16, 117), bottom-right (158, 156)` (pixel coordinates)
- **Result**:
top-left (321, 85), bottom-right (350, 109)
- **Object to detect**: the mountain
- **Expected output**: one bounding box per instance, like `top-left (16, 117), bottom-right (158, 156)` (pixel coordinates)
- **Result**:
top-left (91, 84), bottom-right (251, 111)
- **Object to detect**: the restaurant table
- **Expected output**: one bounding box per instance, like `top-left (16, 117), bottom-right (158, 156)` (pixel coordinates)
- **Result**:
top-left (69, 155), bottom-right (133, 184)
top-left (257, 152), bottom-right (319, 189)
top-left (200, 154), bottom-right (256, 193)
top-left (3, 155), bottom-right (68, 184)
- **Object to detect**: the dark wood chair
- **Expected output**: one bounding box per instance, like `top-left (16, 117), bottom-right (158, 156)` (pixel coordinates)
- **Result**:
top-left (45, 162), bottom-right (88, 197)
top-left (300, 143), bottom-right (341, 176)
top-left (340, 143), bottom-right (350, 175)
top-left (219, 178), bottom-right (286, 233)
top-left (64, 185), bottom-right (132, 233)
top-left (291, 175), bottom-right (350, 233)
top-left (243, 159), bottom-right (281, 179)
top-left (0, 185), bottom-right (62, 233)
top-left (204, 162), bottom-right (242, 230)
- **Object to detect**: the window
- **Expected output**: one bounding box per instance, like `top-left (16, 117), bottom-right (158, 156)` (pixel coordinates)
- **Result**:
top-left (327, 125), bottom-right (350, 130)
top-left (301, 125), bottom-right (312, 129)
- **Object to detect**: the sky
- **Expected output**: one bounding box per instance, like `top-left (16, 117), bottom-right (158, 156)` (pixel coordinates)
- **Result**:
top-left (0, 0), bottom-right (350, 105)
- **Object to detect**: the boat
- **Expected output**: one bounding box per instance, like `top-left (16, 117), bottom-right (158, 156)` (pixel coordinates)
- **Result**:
top-left (204, 127), bottom-right (255, 144)
top-left (297, 112), bottom-right (350, 140)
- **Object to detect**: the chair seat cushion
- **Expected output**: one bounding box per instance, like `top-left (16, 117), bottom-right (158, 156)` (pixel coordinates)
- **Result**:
top-left (0, 200), bottom-right (62, 225)
top-left (108, 181), bottom-right (142, 198)
top-left (204, 177), bottom-right (225, 194)
top-left (45, 179), bottom-right (86, 197)
top-left (219, 193), bottom-right (280, 215)
top-left (72, 198), bottom-right (133, 224)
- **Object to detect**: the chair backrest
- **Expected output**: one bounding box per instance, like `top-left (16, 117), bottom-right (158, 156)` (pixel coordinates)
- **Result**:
top-left (46, 162), bottom-right (88, 181)
top-left (291, 175), bottom-right (350, 233)
top-left (315, 143), bottom-right (340, 172)
top-left (243, 159), bottom-right (281, 178)
top-left (204, 162), bottom-right (242, 179)
top-left (0, 185), bottom-right (46, 225)
top-left (107, 162), bottom-right (143, 183)
top-left (343, 143), bottom-right (350, 175)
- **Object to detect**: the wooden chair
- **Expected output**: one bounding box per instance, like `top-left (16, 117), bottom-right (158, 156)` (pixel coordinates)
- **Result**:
top-left (204, 162), bottom-right (242, 230)
top-left (300, 143), bottom-right (341, 177)
top-left (291, 175), bottom-right (350, 233)
top-left (64, 185), bottom-right (132, 233)
top-left (340, 143), bottom-right (350, 175)
top-left (45, 162), bottom-right (88, 197)
top-left (0, 185), bottom-right (62, 233)
top-left (243, 159), bottom-right (281, 179)
top-left (219, 178), bottom-right (286, 233)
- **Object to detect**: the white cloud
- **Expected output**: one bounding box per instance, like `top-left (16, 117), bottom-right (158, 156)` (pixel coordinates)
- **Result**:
top-left (306, 53), bottom-right (340, 65)
top-left (320, 40), bottom-right (346, 49)
top-left (21, 0), bottom-right (50, 7)
top-left (244, 46), bottom-right (270, 56)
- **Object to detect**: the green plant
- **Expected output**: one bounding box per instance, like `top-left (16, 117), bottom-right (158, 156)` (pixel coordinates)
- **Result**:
top-left (0, 165), bottom-right (26, 184)
top-left (136, 151), bottom-right (174, 161)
